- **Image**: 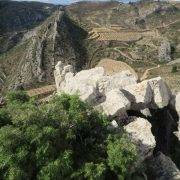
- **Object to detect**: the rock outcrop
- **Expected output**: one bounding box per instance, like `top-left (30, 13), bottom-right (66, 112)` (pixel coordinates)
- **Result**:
top-left (55, 61), bottom-right (171, 111)
top-left (158, 40), bottom-right (171, 62)
top-left (174, 93), bottom-right (180, 141)
top-left (54, 61), bottom-right (179, 176)
top-left (124, 118), bottom-right (156, 161)
top-left (146, 152), bottom-right (180, 180)
top-left (100, 89), bottom-right (131, 117)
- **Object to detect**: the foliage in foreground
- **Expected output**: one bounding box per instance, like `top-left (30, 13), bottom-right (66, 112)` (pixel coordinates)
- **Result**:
top-left (0, 91), bottom-right (137, 180)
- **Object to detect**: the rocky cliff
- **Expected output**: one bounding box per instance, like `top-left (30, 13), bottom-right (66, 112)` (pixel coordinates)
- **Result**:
top-left (54, 60), bottom-right (180, 179)
top-left (0, 0), bottom-right (57, 53)
top-left (0, 9), bottom-right (90, 91)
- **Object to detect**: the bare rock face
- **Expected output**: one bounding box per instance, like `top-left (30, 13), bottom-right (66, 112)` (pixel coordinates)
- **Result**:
top-left (54, 61), bottom-right (74, 90)
top-left (175, 93), bottom-right (180, 117)
top-left (148, 77), bottom-right (171, 109)
top-left (174, 93), bottom-right (180, 140)
top-left (97, 70), bottom-right (137, 95)
top-left (146, 152), bottom-right (180, 180)
top-left (122, 80), bottom-right (153, 110)
top-left (54, 61), bottom-right (180, 176)
top-left (99, 89), bottom-right (131, 117)
top-left (124, 118), bottom-right (156, 161)
top-left (158, 40), bottom-right (171, 62)
top-left (55, 66), bottom-right (105, 104)
top-left (54, 61), bottom-right (172, 112)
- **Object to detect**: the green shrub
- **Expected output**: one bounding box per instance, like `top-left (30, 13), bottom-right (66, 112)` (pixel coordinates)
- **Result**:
top-left (0, 93), bottom-right (138, 180)
top-left (0, 108), bottom-right (11, 127)
top-left (6, 90), bottom-right (30, 103)
top-left (107, 135), bottom-right (138, 180)
top-left (171, 65), bottom-right (178, 73)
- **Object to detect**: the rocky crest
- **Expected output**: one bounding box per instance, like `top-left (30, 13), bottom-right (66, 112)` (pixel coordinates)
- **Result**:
top-left (54, 61), bottom-right (180, 179)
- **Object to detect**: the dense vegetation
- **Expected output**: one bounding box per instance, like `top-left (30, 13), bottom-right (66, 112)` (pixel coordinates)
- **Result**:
top-left (0, 91), bottom-right (137, 180)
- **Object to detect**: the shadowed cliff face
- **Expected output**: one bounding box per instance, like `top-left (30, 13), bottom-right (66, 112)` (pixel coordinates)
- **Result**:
top-left (0, 1), bottom-right (56, 34)
top-left (0, 1), bottom-right (57, 54)
top-left (0, 10), bottom-right (90, 91)
top-left (127, 105), bottom-right (180, 169)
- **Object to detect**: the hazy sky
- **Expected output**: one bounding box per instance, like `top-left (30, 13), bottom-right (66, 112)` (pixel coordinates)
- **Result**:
top-left (15, 0), bottom-right (138, 5)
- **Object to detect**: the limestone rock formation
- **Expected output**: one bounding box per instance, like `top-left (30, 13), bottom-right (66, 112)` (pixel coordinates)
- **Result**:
top-left (56, 66), bottom-right (105, 104)
top-left (100, 89), bottom-right (131, 117)
top-left (174, 93), bottom-right (180, 140)
top-left (54, 61), bottom-right (180, 177)
top-left (55, 61), bottom-right (172, 111)
top-left (97, 71), bottom-right (137, 95)
top-left (175, 93), bottom-right (180, 118)
top-left (148, 77), bottom-right (171, 109)
top-left (158, 40), bottom-right (171, 62)
top-left (122, 80), bottom-right (152, 110)
top-left (124, 118), bottom-right (156, 161)
top-left (146, 152), bottom-right (180, 180)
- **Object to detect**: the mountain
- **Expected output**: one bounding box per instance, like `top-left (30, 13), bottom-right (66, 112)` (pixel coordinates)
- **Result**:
top-left (0, 0), bottom-right (57, 53)
top-left (0, 0), bottom-right (180, 92)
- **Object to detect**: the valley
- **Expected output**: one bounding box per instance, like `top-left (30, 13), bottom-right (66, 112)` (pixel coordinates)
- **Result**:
top-left (0, 0), bottom-right (180, 92)
top-left (0, 1), bottom-right (180, 179)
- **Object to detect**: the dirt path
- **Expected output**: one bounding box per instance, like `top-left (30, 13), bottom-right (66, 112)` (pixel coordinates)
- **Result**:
top-left (114, 47), bottom-right (135, 63)
top-left (26, 84), bottom-right (56, 97)
top-left (140, 65), bottom-right (160, 81)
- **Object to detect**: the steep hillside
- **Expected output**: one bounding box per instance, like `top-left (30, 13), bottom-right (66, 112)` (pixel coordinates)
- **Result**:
top-left (0, 0), bottom-right (57, 53)
top-left (0, 9), bottom-right (90, 91)
top-left (0, 0), bottom-right (180, 92)
top-left (67, 0), bottom-right (180, 91)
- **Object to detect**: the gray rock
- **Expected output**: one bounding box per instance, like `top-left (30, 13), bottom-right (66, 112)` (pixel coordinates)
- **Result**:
top-left (148, 77), bottom-right (171, 109)
top-left (100, 89), bottom-right (131, 117)
top-left (124, 117), bottom-right (156, 162)
top-left (55, 64), bottom-right (105, 104)
top-left (158, 40), bottom-right (171, 62)
top-left (122, 80), bottom-right (153, 110)
top-left (174, 93), bottom-right (180, 140)
top-left (146, 152), bottom-right (180, 180)
top-left (97, 70), bottom-right (137, 94)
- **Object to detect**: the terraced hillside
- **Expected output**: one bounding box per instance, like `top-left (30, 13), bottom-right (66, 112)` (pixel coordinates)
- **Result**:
top-left (0, 0), bottom-right (180, 92)
top-left (67, 0), bottom-right (180, 91)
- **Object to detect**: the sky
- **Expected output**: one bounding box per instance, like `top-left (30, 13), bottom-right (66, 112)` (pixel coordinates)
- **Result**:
top-left (15, 0), bottom-right (138, 5)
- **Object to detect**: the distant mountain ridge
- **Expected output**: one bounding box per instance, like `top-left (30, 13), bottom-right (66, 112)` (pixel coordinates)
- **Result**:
top-left (0, 0), bottom-right (180, 91)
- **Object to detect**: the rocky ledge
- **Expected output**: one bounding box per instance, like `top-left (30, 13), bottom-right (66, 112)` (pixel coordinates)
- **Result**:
top-left (54, 61), bottom-right (180, 179)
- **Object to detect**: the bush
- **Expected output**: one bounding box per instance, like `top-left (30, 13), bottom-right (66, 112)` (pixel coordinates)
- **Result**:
top-left (6, 90), bottom-right (30, 103)
top-left (107, 135), bottom-right (137, 180)
top-left (171, 65), bottom-right (178, 73)
top-left (0, 93), bottom-right (138, 180)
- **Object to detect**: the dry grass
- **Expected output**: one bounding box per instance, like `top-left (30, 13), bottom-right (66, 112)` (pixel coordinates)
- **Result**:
top-left (148, 64), bottom-right (180, 91)
top-left (96, 58), bottom-right (138, 78)
top-left (27, 84), bottom-right (56, 97)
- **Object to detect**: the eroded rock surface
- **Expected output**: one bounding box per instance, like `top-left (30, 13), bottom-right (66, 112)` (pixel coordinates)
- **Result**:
top-left (54, 61), bottom-right (180, 177)
top-left (124, 117), bottom-right (156, 161)
top-left (146, 152), bottom-right (180, 180)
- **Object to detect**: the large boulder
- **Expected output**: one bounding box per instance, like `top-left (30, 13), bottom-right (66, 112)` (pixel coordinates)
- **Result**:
top-left (146, 152), bottom-right (180, 180)
top-left (148, 77), bottom-right (171, 109)
top-left (54, 61), bottom-right (74, 90)
top-left (174, 93), bottom-right (180, 140)
top-left (122, 80), bottom-right (153, 110)
top-left (175, 93), bottom-right (180, 117)
top-left (55, 65), bottom-right (105, 104)
top-left (74, 67), bottom-right (105, 87)
top-left (99, 89), bottom-right (131, 117)
top-left (124, 117), bottom-right (156, 161)
top-left (97, 70), bottom-right (137, 94)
